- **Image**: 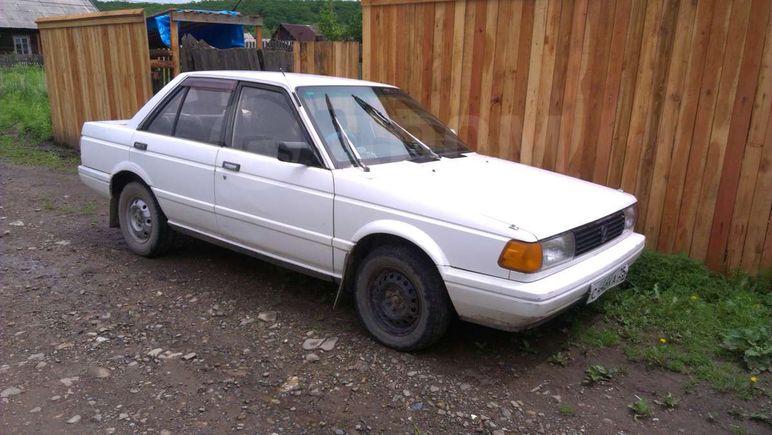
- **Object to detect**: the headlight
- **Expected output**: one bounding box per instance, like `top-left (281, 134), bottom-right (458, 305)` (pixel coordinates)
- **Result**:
top-left (498, 231), bottom-right (575, 273)
top-left (624, 204), bottom-right (637, 231)
top-left (541, 232), bottom-right (575, 268)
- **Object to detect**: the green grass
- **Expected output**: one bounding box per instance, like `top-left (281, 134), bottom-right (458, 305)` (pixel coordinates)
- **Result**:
top-left (0, 66), bottom-right (77, 170)
top-left (0, 65), bottom-right (51, 142)
top-left (574, 250), bottom-right (771, 397)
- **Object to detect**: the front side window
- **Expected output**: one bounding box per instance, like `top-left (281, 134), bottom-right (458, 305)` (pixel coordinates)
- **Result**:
top-left (13, 35), bottom-right (31, 55)
top-left (175, 86), bottom-right (232, 145)
top-left (298, 86), bottom-right (469, 167)
top-left (231, 86), bottom-right (308, 158)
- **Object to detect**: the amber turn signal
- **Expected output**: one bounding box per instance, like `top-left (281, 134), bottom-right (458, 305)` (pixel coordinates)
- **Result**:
top-left (498, 240), bottom-right (543, 273)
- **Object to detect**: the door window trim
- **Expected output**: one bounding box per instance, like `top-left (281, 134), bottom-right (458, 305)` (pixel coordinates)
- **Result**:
top-left (225, 81), bottom-right (329, 169)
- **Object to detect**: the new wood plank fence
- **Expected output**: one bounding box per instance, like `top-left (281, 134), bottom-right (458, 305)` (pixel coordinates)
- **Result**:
top-left (362, 0), bottom-right (772, 274)
top-left (37, 9), bottom-right (152, 147)
top-left (293, 41), bottom-right (361, 79)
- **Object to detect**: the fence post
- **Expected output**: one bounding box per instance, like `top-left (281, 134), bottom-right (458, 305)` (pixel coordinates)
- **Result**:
top-left (170, 12), bottom-right (180, 77)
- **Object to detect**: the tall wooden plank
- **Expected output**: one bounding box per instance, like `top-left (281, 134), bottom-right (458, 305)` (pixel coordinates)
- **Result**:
top-left (555, 0), bottom-right (588, 172)
top-left (362, 5), bottom-right (371, 80)
top-left (690, 0), bottom-right (753, 261)
top-left (430, 2), bottom-right (447, 117)
top-left (619, 0), bottom-right (663, 194)
top-left (672, 0), bottom-right (732, 253)
top-left (487, 0), bottom-right (517, 158)
top-left (734, 9), bottom-right (772, 270)
top-left (565, 0), bottom-right (596, 178)
top-left (448, 0), bottom-right (466, 132)
top-left (606, 0), bottom-right (646, 187)
top-left (592, 0), bottom-right (632, 184)
top-left (643, 0), bottom-right (698, 247)
top-left (706, 0), bottom-right (770, 270)
top-left (633, 0), bottom-right (680, 233)
top-left (496, 0), bottom-right (525, 161)
top-left (542, 0), bottom-right (576, 171)
top-left (742, 105), bottom-right (772, 271)
top-left (520, 0), bottom-right (548, 165)
top-left (420, 3), bottom-right (435, 108)
top-left (531, 0), bottom-right (563, 168)
top-left (506, 0), bottom-right (535, 162)
top-left (457, 0), bottom-right (477, 145)
top-left (578, 0), bottom-right (616, 181)
top-left (438, 0), bottom-right (456, 124)
top-left (475, 0), bottom-right (500, 155)
top-left (658, 0), bottom-right (716, 252)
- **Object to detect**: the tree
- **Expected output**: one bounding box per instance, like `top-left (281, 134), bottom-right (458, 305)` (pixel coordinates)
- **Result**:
top-left (318, 0), bottom-right (343, 41)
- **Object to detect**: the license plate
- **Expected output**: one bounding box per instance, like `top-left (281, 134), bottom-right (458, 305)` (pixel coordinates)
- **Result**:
top-left (587, 265), bottom-right (628, 304)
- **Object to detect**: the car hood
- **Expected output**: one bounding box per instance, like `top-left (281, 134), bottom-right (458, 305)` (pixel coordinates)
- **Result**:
top-left (354, 153), bottom-right (636, 240)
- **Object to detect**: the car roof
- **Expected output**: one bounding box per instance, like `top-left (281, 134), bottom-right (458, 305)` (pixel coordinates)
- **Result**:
top-left (182, 71), bottom-right (395, 90)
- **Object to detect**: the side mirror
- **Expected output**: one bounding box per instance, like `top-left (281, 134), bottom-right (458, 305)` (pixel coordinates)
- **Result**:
top-left (277, 141), bottom-right (322, 167)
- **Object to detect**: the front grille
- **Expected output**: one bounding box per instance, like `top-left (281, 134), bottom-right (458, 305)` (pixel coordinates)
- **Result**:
top-left (572, 211), bottom-right (625, 256)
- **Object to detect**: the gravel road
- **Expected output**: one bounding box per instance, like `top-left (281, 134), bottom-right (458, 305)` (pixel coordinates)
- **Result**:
top-left (0, 161), bottom-right (766, 434)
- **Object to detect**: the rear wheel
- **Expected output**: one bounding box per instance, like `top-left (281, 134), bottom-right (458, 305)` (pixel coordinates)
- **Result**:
top-left (354, 244), bottom-right (452, 351)
top-left (117, 182), bottom-right (173, 257)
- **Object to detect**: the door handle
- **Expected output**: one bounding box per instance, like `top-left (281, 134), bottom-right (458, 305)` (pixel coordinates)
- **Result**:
top-left (133, 142), bottom-right (147, 151)
top-left (222, 161), bottom-right (241, 172)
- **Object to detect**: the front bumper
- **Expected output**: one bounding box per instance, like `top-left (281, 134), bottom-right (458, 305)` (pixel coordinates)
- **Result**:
top-left (440, 232), bottom-right (645, 331)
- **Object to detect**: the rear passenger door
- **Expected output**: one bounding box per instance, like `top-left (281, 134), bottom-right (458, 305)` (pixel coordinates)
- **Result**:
top-left (131, 78), bottom-right (236, 234)
top-left (214, 83), bottom-right (334, 276)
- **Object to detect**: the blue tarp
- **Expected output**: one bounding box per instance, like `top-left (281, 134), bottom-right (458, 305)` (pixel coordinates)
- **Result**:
top-left (148, 10), bottom-right (245, 49)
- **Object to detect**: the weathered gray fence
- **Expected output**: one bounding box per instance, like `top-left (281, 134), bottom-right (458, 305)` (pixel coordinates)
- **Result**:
top-left (0, 54), bottom-right (44, 67)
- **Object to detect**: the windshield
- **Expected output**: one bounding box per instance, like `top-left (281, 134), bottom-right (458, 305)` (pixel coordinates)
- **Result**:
top-left (298, 86), bottom-right (470, 167)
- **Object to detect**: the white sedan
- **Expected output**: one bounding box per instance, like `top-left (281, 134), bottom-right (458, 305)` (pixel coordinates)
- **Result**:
top-left (78, 71), bottom-right (645, 350)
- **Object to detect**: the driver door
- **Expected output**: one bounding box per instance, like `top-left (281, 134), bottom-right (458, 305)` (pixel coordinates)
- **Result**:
top-left (214, 83), bottom-right (335, 276)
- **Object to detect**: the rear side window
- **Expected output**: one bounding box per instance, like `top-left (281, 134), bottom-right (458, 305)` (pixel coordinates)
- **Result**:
top-left (175, 87), bottom-right (233, 145)
top-left (146, 89), bottom-right (184, 136)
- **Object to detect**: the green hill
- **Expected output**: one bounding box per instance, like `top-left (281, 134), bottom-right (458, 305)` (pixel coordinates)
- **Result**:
top-left (93, 0), bottom-right (362, 41)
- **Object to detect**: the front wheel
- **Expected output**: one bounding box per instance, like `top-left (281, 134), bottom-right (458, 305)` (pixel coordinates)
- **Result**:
top-left (117, 182), bottom-right (173, 257)
top-left (354, 244), bottom-right (452, 351)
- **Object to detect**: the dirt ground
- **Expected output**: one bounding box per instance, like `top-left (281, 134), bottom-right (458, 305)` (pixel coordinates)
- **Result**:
top-left (0, 160), bottom-right (768, 434)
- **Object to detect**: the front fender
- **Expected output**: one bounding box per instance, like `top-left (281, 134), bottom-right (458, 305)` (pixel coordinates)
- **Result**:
top-left (351, 220), bottom-right (449, 266)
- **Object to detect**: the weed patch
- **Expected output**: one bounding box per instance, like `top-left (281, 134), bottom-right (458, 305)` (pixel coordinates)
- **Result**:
top-left (573, 250), bottom-right (770, 397)
top-left (582, 365), bottom-right (617, 385)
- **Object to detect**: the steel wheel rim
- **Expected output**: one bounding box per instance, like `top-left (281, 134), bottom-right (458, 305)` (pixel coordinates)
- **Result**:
top-left (126, 198), bottom-right (152, 243)
top-left (368, 268), bottom-right (420, 336)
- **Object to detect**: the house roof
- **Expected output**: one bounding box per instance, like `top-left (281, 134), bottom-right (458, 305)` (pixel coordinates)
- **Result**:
top-left (274, 23), bottom-right (318, 42)
top-left (1, 0), bottom-right (97, 30)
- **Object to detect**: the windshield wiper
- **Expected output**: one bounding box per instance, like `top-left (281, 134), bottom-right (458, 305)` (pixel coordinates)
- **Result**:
top-left (352, 95), bottom-right (440, 161)
top-left (325, 94), bottom-right (369, 172)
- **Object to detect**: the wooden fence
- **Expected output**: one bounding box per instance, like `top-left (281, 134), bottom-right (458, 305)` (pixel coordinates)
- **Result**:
top-left (293, 41), bottom-right (361, 79)
top-left (37, 9), bottom-right (152, 148)
top-left (362, 0), bottom-right (772, 274)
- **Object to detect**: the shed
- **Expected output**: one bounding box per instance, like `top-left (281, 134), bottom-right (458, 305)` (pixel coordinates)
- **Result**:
top-left (361, 0), bottom-right (772, 274)
top-left (0, 0), bottom-right (96, 55)
top-left (271, 23), bottom-right (320, 42)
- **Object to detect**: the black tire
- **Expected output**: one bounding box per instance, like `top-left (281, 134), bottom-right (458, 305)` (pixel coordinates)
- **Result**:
top-left (354, 244), bottom-right (452, 351)
top-left (117, 181), bottom-right (173, 257)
